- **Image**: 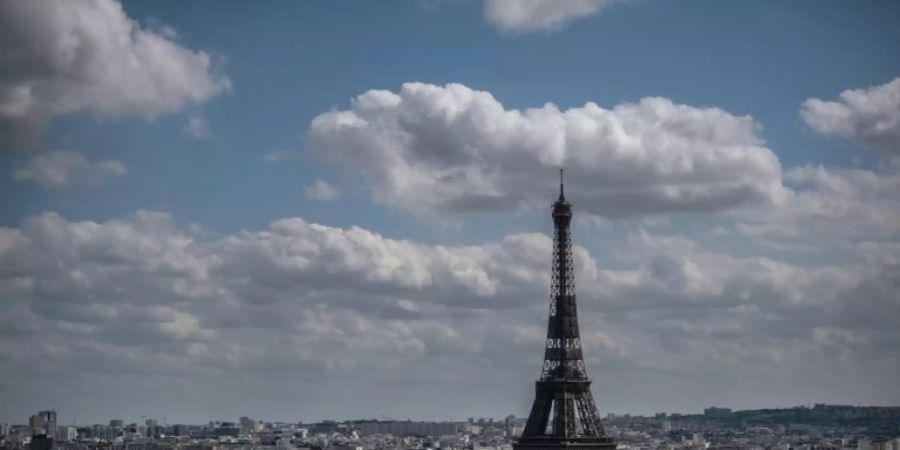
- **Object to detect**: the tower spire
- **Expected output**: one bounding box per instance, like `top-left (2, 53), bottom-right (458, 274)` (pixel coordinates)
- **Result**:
top-left (515, 173), bottom-right (616, 450)
top-left (559, 168), bottom-right (565, 200)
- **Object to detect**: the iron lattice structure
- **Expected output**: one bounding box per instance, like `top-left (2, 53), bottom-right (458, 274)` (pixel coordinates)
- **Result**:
top-left (514, 173), bottom-right (617, 450)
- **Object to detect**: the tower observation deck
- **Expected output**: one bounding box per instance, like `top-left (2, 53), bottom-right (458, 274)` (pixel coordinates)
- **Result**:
top-left (514, 170), bottom-right (617, 450)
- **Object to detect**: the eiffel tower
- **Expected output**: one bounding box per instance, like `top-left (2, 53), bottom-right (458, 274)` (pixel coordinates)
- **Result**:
top-left (514, 170), bottom-right (617, 450)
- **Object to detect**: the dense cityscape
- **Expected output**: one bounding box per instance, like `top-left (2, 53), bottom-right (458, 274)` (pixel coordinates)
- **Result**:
top-left (3, 405), bottom-right (900, 450)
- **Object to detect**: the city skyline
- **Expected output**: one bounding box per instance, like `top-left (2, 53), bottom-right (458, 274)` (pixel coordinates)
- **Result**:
top-left (7, 404), bottom-right (900, 450)
top-left (2, 0), bottom-right (900, 427)
top-left (8, 403), bottom-right (900, 430)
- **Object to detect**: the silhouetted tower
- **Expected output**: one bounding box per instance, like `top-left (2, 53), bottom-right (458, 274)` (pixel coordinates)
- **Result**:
top-left (515, 170), bottom-right (616, 450)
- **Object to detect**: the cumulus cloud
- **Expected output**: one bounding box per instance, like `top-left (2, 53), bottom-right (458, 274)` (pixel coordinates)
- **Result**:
top-left (782, 165), bottom-right (900, 237)
top-left (303, 179), bottom-right (340, 201)
top-left (732, 166), bottom-right (900, 251)
top-left (802, 77), bottom-right (900, 152)
top-left (13, 150), bottom-right (126, 188)
top-left (759, 78), bottom-right (900, 259)
top-left (484, 0), bottom-right (617, 34)
top-left (1, 209), bottom-right (898, 418)
top-left (211, 217), bottom-right (553, 309)
top-left (309, 82), bottom-right (786, 218)
top-left (0, 0), bottom-right (231, 139)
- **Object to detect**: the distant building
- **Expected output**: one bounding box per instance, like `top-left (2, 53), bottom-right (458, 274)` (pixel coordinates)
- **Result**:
top-left (703, 407), bottom-right (733, 418)
top-left (56, 427), bottom-right (76, 442)
top-left (355, 421), bottom-right (459, 437)
top-left (662, 419), bottom-right (672, 433)
top-left (145, 419), bottom-right (160, 438)
top-left (30, 434), bottom-right (53, 450)
top-left (330, 445), bottom-right (362, 450)
top-left (8, 424), bottom-right (30, 442)
top-left (39, 411), bottom-right (56, 439)
top-left (239, 416), bottom-right (254, 433)
top-left (91, 424), bottom-right (118, 441)
top-left (29, 415), bottom-right (46, 437)
top-left (125, 437), bottom-right (153, 450)
top-left (873, 437), bottom-right (891, 450)
top-left (214, 422), bottom-right (240, 437)
top-left (692, 433), bottom-right (705, 446)
top-left (504, 415), bottom-right (516, 437)
top-left (28, 411), bottom-right (58, 441)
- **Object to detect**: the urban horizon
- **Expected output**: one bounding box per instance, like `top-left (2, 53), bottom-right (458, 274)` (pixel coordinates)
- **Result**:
top-left (7, 404), bottom-right (900, 450)
top-left (8, 404), bottom-right (900, 429)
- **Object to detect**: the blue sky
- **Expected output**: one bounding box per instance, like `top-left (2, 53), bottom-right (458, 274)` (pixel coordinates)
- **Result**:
top-left (2, 0), bottom-right (899, 425)
top-left (5, 0), bottom-right (899, 237)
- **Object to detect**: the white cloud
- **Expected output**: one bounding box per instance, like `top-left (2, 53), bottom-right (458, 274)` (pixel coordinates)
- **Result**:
top-left (13, 150), bottom-right (126, 188)
top-left (309, 82), bottom-right (786, 218)
top-left (730, 164), bottom-right (900, 252)
top-left (303, 179), bottom-right (340, 201)
top-left (484, 0), bottom-right (617, 34)
top-left (758, 78), bottom-right (900, 256)
top-left (802, 77), bottom-right (900, 152)
top-left (784, 165), bottom-right (900, 237)
top-left (0, 0), bottom-right (231, 133)
top-left (212, 218), bottom-right (552, 308)
top-left (153, 306), bottom-right (215, 341)
top-left (1, 209), bottom-right (898, 418)
top-left (184, 116), bottom-right (212, 139)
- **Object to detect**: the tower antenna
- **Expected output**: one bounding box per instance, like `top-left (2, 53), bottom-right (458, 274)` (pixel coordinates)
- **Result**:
top-left (559, 167), bottom-right (565, 199)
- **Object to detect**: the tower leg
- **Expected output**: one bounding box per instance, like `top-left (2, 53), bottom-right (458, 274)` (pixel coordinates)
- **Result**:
top-left (522, 384), bottom-right (554, 436)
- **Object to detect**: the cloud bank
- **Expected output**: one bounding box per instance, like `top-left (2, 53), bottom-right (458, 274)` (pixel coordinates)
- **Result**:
top-left (309, 83), bottom-right (786, 218)
top-left (1, 207), bottom-right (897, 420)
